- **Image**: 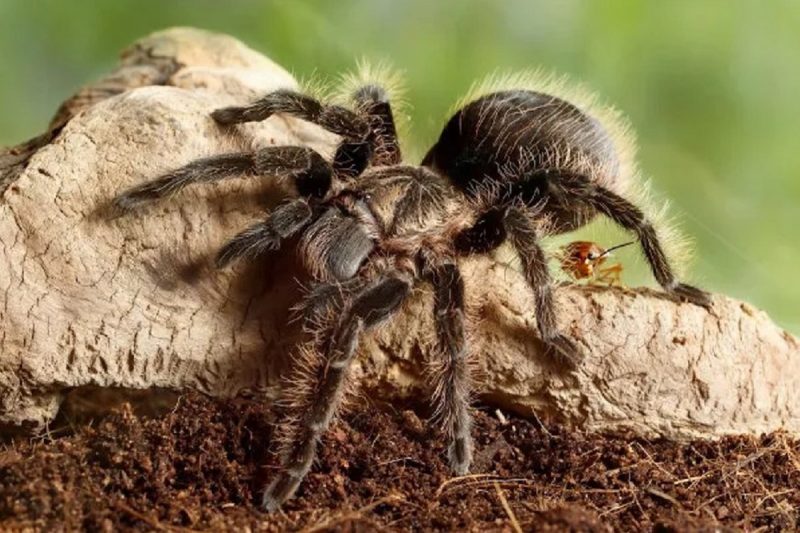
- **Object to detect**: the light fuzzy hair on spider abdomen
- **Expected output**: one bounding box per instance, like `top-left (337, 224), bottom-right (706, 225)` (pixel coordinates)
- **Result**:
top-left (453, 69), bottom-right (638, 198)
top-left (455, 69), bottom-right (695, 279)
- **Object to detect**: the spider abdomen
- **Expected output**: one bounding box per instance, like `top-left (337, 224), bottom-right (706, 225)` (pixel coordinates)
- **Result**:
top-left (423, 90), bottom-right (622, 231)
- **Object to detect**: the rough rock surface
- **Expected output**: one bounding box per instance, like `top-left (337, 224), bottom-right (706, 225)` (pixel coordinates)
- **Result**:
top-left (1, 27), bottom-right (798, 439)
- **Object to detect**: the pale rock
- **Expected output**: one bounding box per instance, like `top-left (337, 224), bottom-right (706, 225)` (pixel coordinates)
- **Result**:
top-left (1, 28), bottom-right (797, 441)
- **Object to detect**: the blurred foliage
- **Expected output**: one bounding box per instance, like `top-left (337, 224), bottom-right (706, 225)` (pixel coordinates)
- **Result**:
top-left (0, 0), bottom-right (797, 332)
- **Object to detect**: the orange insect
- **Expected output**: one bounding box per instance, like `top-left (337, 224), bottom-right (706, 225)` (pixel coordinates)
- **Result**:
top-left (558, 240), bottom-right (634, 286)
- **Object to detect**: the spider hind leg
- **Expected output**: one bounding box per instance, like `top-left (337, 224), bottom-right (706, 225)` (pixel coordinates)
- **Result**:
top-left (554, 172), bottom-right (712, 308)
top-left (503, 206), bottom-right (586, 368)
top-left (451, 201), bottom-right (584, 368)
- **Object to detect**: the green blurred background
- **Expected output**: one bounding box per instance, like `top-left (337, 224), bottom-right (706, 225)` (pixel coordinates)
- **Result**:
top-left (1, 0), bottom-right (798, 333)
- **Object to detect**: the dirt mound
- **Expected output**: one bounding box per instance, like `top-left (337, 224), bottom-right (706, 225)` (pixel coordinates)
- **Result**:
top-left (1, 393), bottom-right (798, 531)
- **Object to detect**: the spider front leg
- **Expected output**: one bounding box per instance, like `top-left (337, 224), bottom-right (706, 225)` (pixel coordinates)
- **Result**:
top-left (556, 174), bottom-right (712, 308)
top-left (426, 260), bottom-right (473, 475)
top-left (263, 272), bottom-right (411, 512)
top-left (211, 89), bottom-right (373, 178)
top-left (113, 146), bottom-right (332, 209)
top-left (212, 89), bottom-right (359, 136)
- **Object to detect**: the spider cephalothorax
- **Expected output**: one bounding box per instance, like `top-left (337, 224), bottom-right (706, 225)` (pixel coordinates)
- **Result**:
top-left (114, 66), bottom-right (711, 511)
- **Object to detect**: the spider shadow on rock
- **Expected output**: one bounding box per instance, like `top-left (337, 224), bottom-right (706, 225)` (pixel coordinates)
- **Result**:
top-left (101, 180), bottom-right (315, 394)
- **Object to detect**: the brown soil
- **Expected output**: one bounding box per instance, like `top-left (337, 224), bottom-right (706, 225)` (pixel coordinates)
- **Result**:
top-left (1, 392), bottom-right (798, 532)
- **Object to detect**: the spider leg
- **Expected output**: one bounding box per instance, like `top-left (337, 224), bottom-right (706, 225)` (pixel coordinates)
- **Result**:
top-left (215, 199), bottom-right (313, 267)
top-left (263, 272), bottom-right (411, 512)
top-left (292, 277), bottom-right (370, 342)
top-left (114, 146), bottom-right (332, 210)
top-left (503, 206), bottom-right (585, 368)
top-left (427, 260), bottom-right (473, 475)
top-left (212, 89), bottom-right (351, 134)
top-left (451, 206), bottom-right (581, 367)
top-left (556, 174), bottom-right (712, 308)
top-left (212, 89), bottom-right (372, 178)
top-left (353, 84), bottom-right (402, 165)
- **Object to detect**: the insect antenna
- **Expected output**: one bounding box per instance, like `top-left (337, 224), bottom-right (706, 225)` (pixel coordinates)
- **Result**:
top-left (599, 240), bottom-right (635, 258)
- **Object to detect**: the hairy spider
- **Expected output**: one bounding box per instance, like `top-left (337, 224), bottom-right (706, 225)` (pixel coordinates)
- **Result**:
top-left (114, 66), bottom-right (712, 511)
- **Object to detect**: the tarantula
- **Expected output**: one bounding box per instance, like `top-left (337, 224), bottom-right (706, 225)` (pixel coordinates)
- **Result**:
top-left (114, 67), bottom-right (711, 511)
